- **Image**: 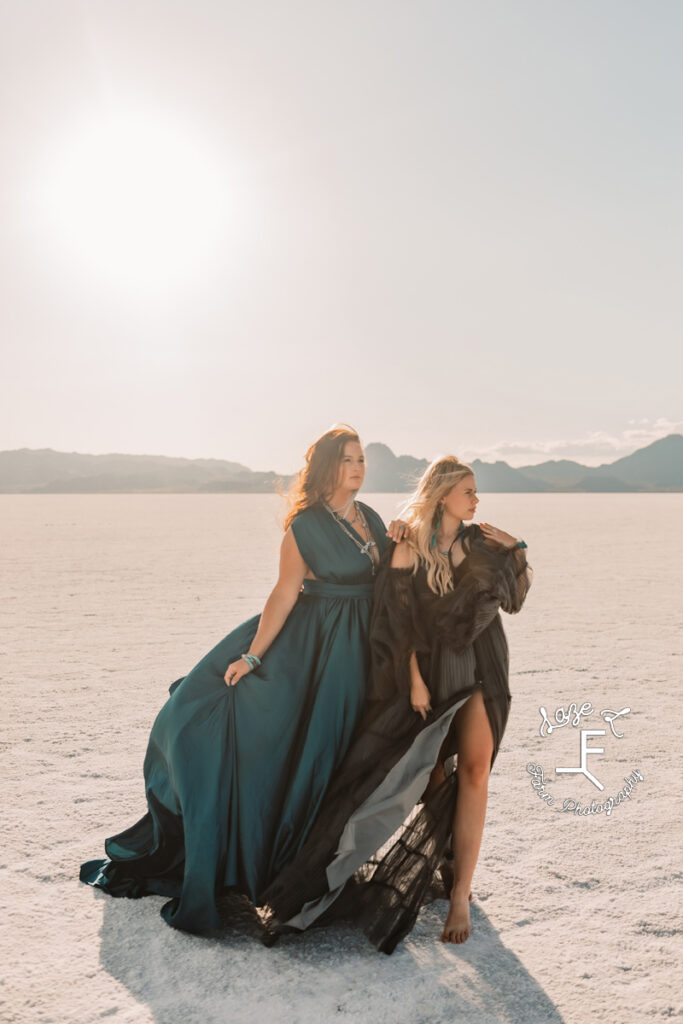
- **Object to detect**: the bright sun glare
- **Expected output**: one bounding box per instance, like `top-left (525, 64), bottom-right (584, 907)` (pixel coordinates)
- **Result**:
top-left (34, 107), bottom-right (239, 291)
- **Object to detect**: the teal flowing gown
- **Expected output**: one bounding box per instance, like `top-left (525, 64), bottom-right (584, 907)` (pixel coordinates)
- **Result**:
top-left (79, 500), bottom-right (388, 935)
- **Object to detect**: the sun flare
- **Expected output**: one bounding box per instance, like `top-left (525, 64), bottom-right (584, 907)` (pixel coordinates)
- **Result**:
top-left (33, 106), bottom-right (241, 291)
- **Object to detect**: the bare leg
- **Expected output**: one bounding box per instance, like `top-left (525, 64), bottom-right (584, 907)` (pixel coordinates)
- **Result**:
top-left (423, 722), bottom-right (473, 901)
top-left (438, 854), bottom-right (472, 903)
top-left (441, 688), bottom-right (494, 944)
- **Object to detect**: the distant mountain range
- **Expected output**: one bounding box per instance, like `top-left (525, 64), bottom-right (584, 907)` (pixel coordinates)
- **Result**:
top-left (1, 434), bottom-right (681, 493)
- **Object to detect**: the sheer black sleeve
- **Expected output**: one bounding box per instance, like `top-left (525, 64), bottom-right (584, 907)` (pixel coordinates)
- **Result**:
top-left (426, 526), bottom-right (533, 654)
top-left (367, 546), bottom-right (430, 702)
top-left (469, 527), bottom-right (533, 614)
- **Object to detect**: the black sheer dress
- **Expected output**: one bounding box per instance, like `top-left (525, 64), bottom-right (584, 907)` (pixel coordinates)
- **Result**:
top-left (261, 523), bottom-right (532, 954)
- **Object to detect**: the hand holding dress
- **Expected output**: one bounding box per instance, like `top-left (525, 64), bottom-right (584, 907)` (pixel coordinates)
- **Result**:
top-left (79, 500), bottom-right (388, 935)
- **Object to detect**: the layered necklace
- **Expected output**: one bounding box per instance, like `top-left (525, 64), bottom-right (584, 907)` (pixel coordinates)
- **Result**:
top-left (323, 496), bottom-right (379, 573)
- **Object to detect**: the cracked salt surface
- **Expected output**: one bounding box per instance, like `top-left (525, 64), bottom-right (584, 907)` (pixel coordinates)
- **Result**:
top-left (2, 493), bottom-right (682, 1024)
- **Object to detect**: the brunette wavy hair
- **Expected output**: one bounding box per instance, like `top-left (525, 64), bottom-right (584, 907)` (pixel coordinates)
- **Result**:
top-left (282, 423), bottom-right (362, 530)
top-left (398, 455), bottom-right (475, 596)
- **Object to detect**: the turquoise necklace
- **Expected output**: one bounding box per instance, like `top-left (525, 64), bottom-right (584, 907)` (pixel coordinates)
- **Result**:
top-left (439, 519), bottom-right (467, 555)
top-left (328, 492), bottom-right (356, 518)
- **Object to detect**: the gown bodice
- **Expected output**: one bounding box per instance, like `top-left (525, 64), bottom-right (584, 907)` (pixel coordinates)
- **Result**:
top-left (291, 501), bottom-right (386, 585)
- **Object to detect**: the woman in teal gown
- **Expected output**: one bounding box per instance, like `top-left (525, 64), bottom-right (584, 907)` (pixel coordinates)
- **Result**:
top-left (79, 424), bottom-right (395, 935)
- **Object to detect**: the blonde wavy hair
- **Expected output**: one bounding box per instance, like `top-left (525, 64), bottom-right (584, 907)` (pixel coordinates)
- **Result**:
top-left (398, 455), bottom-right (475, 596)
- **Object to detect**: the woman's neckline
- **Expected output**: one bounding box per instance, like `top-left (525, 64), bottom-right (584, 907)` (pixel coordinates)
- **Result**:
top-left (388, 524), bottom-right (474, 575)
top-left (449, 523), bottom-right (476, 572)
top-left (320, 500), bottom-right (379, 562)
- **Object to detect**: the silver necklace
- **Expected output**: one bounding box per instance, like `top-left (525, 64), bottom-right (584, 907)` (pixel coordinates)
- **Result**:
top-left (323, 500), bottom-right (378, 573)
top-left (329, 492), bottom-right (356, 517)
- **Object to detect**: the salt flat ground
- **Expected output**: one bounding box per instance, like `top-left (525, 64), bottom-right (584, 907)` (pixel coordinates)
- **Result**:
top-left (1, 493), bottom-right (681, 1024)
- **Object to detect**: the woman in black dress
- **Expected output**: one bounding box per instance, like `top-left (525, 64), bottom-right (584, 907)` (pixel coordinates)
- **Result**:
top-left (262, 455), bottom-right (532, 953)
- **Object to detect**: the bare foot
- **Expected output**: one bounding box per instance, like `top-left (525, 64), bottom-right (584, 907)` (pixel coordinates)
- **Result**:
top-left (441, 890), bottom-right (471, 944)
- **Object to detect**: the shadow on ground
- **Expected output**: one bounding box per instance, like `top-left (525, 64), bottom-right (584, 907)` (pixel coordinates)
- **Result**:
top-left (92, 889), bottom-right (565, 1024)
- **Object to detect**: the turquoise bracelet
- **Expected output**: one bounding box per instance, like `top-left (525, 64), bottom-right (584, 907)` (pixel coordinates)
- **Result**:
top-left (516, 540), bottom-right (527, 549)
top-left (241, 652), bottom-right (261, 671)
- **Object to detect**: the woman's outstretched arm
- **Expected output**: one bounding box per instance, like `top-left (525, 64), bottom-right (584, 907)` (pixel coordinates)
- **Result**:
top-left (224, 527), bottom-right (308, 686)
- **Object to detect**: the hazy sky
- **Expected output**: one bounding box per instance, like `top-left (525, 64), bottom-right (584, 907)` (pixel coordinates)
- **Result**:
top-left (1, 0), bottom-right (681, 473)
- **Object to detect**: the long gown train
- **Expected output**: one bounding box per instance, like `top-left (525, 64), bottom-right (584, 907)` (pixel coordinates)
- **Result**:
top-left (79, 501), bottom-right (388, 935)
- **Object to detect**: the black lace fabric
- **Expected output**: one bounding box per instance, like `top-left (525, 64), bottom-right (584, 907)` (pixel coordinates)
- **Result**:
top-left (325, 769), bottom-right (461, 954)
top-left (261, 525), bottom-right (532, 953)
top-left (366, 563), bottom-right (427, 699)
